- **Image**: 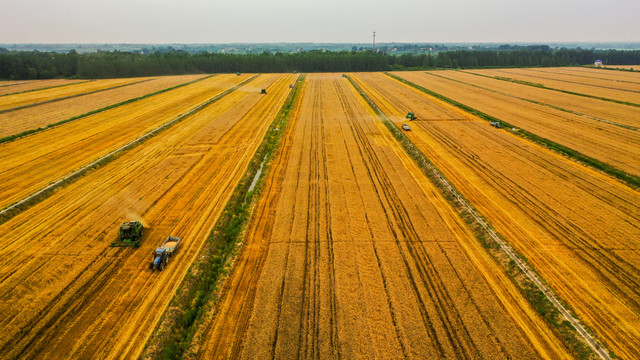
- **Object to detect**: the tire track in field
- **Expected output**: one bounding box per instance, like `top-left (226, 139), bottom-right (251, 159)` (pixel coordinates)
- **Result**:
top-left (335, 79), bottom-right (485, 359)
top-left (421, 121), bottom-right (640, 311)
top-left (333, 91), bottom-right (410, 358)
top-left (352, 72), bottom-right (632, 358)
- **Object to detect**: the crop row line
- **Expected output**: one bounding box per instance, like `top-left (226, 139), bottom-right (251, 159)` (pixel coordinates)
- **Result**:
top-left (385, 72), bottom-right (640, 190)
top-left (0, 75), bottom-right (214, 144)
top-left (345, 74), bottom-right (610, 360)
top-left (0, 75), bottom-right (258, 224)
top-left (147, 75), bottom-right (305, 360)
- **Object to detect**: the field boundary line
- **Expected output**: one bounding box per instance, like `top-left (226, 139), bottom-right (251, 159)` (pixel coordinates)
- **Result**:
top-left (433, 71), bottom-right (639, 132)
top-left (143, 74), bottom-right (305, 360)
top-left (0, 78), bottom-right (154, 114)
top-left (462, 70), bottom-right (640, 108)
top-left (347, 74), bottom-right (612, 360)
top-left (385, 72), bottom-right (640, 189)
top-left (0, 75), bottom-right (214, 144)
top-left (0, 75), bottom-right (258, 224)
top-left (0, 80), bottom-right (92, 96)
top-left (528, 67), bottom-right (640, 85)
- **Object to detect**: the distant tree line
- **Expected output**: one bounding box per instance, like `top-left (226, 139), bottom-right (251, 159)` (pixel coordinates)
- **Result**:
top-left (1, 47), bottom-right (639, 79)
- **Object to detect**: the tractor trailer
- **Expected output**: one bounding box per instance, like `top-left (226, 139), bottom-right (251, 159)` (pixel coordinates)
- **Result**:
top-left (150, 236), bottom-right (181, 271)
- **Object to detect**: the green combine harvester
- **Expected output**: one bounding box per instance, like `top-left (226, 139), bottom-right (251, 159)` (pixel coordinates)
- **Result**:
top-left (406, 112), bottom-right (417, 121)
top-left (111, 221), bottom-right (144, 248)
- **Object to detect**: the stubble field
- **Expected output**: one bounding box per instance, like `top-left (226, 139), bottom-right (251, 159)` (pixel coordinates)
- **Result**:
top-left (1, 67), bottom-right (639, 359)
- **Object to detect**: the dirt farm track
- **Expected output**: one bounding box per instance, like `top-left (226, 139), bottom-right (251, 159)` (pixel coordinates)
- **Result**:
top-left (1, 67), bottom-right (639, 359)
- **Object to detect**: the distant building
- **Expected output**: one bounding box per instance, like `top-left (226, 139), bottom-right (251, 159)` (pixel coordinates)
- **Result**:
top-left (594, 59), bottom-right (604, 67)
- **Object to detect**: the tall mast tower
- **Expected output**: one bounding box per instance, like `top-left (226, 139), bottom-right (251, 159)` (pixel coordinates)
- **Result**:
top-left (372, 31), bottom-right (376, 52)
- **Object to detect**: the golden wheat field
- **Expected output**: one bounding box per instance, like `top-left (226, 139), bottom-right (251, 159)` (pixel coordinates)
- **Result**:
top-left (1, 68), bottom-right (639, 359)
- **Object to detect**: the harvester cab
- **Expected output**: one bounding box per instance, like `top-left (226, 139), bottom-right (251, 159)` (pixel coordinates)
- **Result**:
top-left (406, 112), bottom-right (417, 121)
top-left (111, 221), bottom-right (144, 248)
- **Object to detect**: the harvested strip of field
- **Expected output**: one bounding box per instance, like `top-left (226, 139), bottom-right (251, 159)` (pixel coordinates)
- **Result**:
top-left (450, 70), bottom-right (640, 129)
top-left (0, 74), bottom-right (252, 210)
top-left (391, 71), bottom-right (640, 177)
top-left (0, 74), bottom-right (207, 138)
top-left (195, 73), bottom-right (568, 359)
top-left (352, 71), bottom-right (640, 359)
top-left (467, 68), bottom-right (640, 104)
top-left (503, 68), bottom-right (640, 93)
top-left (0, 78), bottom-right (144, 112)
top-left (0, 73), bottom-right (296, 359)
top-left (0, 79), bottom-right (87, 96)
top-left (532, 67), bottom-right (640, 84)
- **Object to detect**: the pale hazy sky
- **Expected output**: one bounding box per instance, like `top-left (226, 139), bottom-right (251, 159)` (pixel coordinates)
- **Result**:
top-left (1, 0), bottom-right (638, 43)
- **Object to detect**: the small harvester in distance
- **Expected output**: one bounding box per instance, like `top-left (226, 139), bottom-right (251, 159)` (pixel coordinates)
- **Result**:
top-left (490, 121), bottom-right (501, 128)
top-left (111, 221), bottom-right (144, 248)
top-left (289, 84), bottom-right (293, 88)
top-left (401, 123), bottom-right (411, 131)
top-left (260, 89), bottom-right (267, 94)
top-left (236, 72), bottom-right (241, 75)
top-left (150, 236), bottom-right (181, 271)
top-left (406, 112), bottom-right (417, 121)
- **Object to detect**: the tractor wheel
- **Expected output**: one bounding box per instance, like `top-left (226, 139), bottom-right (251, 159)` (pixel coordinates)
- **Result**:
top-left (159, 263), bottom-right (164, 271)
top-left (149, 263), bottom-right (154, 270)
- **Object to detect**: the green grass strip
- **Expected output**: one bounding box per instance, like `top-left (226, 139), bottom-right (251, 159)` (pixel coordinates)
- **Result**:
top-left (0, 75), bottom-right (213, 144)
top-left (146, 75), bottom-right (306, 360)
top-left (0, 75), bottom-right (257, 225)
top-left (467, 70), bottom-right (640, 108)
top-left (347, 74), bottom-right (608, 360)
top-left (0, 80), bottom-right (92, 97)
top-left (385, 72), bottom-right (640, 190)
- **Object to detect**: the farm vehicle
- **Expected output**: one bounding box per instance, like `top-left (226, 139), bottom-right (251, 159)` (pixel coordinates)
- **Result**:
top-left (150, 236), bottom-right (181, 271)
top-left (406, 112), bottom-right (417, 121)
top-left (111, 221), bottom-right (144, 247)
